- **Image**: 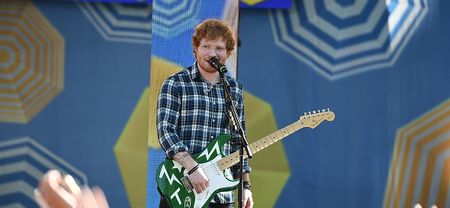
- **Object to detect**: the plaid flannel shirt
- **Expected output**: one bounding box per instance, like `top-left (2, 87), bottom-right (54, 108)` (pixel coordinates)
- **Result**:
top-left (157, 63), bottom-right (250, 204)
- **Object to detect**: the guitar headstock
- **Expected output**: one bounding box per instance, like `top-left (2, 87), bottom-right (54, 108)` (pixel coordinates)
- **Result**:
top-left (299, 108), bottom-right (335, 129)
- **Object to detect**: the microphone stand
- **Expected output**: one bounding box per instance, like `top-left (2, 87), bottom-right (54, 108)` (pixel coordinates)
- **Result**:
top-left (217, 70), bottom-right (252, 208)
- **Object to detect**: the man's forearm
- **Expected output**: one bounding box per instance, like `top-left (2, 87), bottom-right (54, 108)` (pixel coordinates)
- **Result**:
top-left (173, 151), bottom-right (197, 170)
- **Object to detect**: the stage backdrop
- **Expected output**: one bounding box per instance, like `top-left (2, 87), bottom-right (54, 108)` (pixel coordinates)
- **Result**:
top-left (0, 0), bottom-right (449, 208)
top-left (145, 0), bottom-right (242, 207)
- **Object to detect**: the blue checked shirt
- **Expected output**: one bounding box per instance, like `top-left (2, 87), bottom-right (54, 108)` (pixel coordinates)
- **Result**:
top-left (157, 63), bottom-right (250, 204)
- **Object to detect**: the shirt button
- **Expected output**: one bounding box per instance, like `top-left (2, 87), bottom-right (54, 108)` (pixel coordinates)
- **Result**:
top-left (212, 119), bottom-right (216, 122)
top-left (210, 136), bottom-right (214, 139)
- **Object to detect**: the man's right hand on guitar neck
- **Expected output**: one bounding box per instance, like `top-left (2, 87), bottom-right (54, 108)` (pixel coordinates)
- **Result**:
top-left (173, 151), bottom-right (209, 194)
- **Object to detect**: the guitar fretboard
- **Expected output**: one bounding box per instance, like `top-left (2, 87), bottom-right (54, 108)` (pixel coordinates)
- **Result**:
top-left (217, 120), bottom-right (304, 171)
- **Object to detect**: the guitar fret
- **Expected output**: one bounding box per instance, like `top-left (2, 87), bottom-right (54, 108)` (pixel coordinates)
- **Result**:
top-left (269, 137), bottom-right (274, 146)
top-left (256, 139), bottom-right (264, 149)
top-left (252, 142), bottom-right (259, 152)
top-left (257, 138), bottom-right (263, 149)
top-left (281, 129), bottom-right (287, 137)
top-left (274, 132), bottom-right (281, 141)
top-left (290, 123), bottom-right (297, 131)
top-left (284, 125), bottom-right (294, 137)
top-left (260, 139), bottom-right (266, 148)
top-left (294, 122), bottom-right (302, 131)
top-left (285, 127), bottom-right (292, 135)
top-left (262, 138), bottom-right (269, 148)
top-left (274, 132), bottom-right (282, 142)
top-left (267, 136), bottom-right (275, 146)
top-left (250, 145), bottom-right (257, 154)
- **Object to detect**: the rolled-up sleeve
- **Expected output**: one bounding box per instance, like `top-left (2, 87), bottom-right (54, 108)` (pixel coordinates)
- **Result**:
top-left (157, 79), bottom-right (188, 158)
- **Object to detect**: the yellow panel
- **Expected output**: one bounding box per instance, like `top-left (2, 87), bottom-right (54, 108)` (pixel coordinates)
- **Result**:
top-left (147, 56), bottom-right (183, 148)
top-left (244, 92), bottom-right (291, 207)
top-left (114, 87), bottom-right (150, 208)
top-left (241, 0), bottom-right (266, 6)
top-left (246, 170), bottom-right (290, 207)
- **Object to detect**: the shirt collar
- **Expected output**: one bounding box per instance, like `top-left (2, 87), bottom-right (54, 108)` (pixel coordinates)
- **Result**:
top-left (190, 62), bottom-right (202, 81)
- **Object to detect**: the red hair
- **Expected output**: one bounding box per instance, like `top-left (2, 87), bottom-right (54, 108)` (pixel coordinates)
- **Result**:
top-left (192, 19), bottom-right (236, 55)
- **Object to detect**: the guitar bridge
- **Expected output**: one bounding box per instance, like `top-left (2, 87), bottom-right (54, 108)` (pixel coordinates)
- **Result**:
top-left (181, 176), bottom-right (193, 192)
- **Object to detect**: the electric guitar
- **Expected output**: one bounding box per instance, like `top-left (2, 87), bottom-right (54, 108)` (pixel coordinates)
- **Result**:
top-left (156, 109), bottom-right (335, 208)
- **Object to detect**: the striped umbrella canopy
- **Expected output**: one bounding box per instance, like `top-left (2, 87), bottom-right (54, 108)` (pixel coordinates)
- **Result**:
top-left (384, 99), bottom-right (450, 208)
top-left (0, 0), bottom-right (64, 124)
top-left (269, 0), bottom-right (428, 80)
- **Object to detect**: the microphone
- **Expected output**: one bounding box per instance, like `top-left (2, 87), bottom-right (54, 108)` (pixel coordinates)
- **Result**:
top-left (207, 56), bottom-right (228, 73)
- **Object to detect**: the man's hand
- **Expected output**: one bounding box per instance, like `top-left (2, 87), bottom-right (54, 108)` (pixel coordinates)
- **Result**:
top-left (243, 188), bottom-right (254, 208)
top-left (188, 167), bottom-right (209, 193)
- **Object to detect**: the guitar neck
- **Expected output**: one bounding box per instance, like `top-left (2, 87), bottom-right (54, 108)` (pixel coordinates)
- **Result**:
top-left (217, 120), bottom-right (304, 171)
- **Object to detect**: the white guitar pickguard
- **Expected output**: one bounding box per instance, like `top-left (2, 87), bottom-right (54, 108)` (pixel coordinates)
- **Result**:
top-left (190, 156), bottom-right (238, 208)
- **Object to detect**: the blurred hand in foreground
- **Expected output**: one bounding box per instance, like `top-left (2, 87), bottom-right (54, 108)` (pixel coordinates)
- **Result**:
top-left (34, 170), bottom-right (109, 208)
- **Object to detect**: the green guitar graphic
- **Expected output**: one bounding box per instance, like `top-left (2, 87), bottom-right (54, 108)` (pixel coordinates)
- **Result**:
top-left (156, 109), bottom-right (335, 208)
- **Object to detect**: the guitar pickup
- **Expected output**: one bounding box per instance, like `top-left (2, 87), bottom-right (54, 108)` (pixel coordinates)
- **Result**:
top-left (181, 176), bottom-right (193, 192)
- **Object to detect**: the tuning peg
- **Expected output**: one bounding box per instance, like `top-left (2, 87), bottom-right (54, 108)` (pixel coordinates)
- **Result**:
top-left (304, 112), bottom-right (307, 116)
top-left (312, 110), bottom-right (316, 114)
top-left (327, 108), bottom-right (330, 111)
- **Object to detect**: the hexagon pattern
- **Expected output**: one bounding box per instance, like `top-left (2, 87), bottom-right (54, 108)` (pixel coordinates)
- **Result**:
top-left (269, 0), bottom-right (428, 79)
top-left (77, 2), bottom-right (152, 44)
top-left (0, 137), bottom-right (87, 207)
top-left (383, 98), bottom-right (450, 208)
top-left (152, 0), bottom-right (202, 38)
top-left (0, 0), bottom-right (64, 123)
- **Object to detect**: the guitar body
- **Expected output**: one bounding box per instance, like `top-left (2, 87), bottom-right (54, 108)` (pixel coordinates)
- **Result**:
top-left (156, 134), bottom-right (239, 208)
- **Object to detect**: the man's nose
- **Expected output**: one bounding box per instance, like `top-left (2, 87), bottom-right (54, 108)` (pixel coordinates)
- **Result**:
top-left (207, 50), bottom-right (218, 57)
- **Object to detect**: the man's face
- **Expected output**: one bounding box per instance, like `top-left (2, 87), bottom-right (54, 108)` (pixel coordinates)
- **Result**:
top-left (194, 37), bottom-right (229, 73)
